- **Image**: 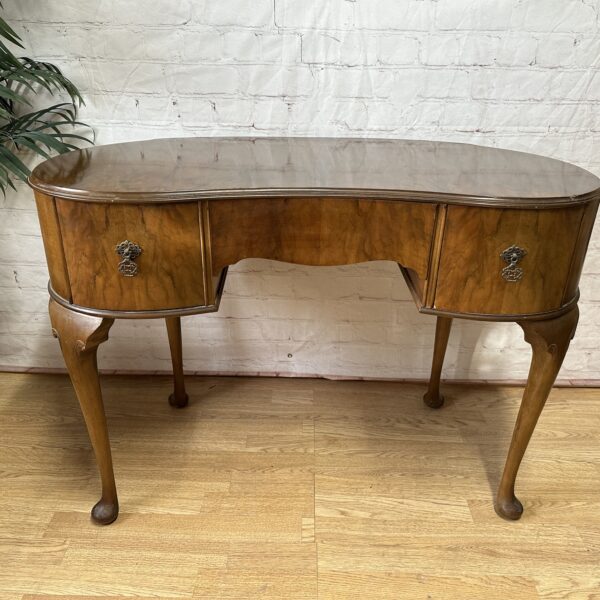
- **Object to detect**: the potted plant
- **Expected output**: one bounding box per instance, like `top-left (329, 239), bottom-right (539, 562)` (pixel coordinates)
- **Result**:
top-left (0, 8), bottom-right (92, 194)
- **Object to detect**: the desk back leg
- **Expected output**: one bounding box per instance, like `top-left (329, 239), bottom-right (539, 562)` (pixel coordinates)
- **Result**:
top-left (495, 305), bottom-right (579, 520)
top-left (423, 316), bottom-right (453, 408)
top-left (166, 317), bottom-right (189, 408)
top-left (49, 299), bottom-right (118, 525)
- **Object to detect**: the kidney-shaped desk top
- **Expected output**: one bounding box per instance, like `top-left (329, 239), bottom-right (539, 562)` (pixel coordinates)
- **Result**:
top-left (29, 137), bottom-right (600, 525)
top-left (30, 136), bottom-right (600, 204)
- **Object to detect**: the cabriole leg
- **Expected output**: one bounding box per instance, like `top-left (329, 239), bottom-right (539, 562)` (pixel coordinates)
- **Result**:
top-left (166, 316), bottom-right (189, 408)
top-left (49, 299), bottom-right (118, 525)
top-left (495, 305), bottom-right (579, 520)
top-left (423, 316), bottom-right (453, 408)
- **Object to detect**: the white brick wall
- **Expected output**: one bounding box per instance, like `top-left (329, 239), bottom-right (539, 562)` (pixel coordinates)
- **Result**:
top-left (1, 0), bottom-right (600, 381)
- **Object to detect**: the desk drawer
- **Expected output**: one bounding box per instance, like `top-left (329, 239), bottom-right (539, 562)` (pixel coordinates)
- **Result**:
top-left (55, 200), bottom-right (207, 311)
top-left (433, 205), bottom-right (584, 315)
top-left (208, 197), bottom-right (437, 280)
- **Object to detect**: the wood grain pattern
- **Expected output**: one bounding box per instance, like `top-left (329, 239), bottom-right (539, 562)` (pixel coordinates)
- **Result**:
top-left (433, 205), bottom-right (585, 315)
top-left (55, 200), bottom-right (206, 311)
top-left (209, 197), bottom-right (437, 280)
top-left (2, 372), bottom-right (600, 598)
top-left (33, 191), bottom-right (72, 301)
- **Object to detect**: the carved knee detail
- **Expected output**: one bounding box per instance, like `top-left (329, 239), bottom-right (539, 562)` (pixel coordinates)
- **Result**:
top-left (49, 299), bottom-right (114, 355)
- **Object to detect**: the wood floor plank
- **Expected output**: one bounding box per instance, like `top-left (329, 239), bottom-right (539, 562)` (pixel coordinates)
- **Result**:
top-left (318, 572), bottom-right (540, 600)
top-left (193, 542), bottom-right (317, 598)
top-left (316, 532), bottom-right (594, 575)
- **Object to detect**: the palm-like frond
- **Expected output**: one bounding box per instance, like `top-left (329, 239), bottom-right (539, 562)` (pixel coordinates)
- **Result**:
top-left (0, 7), bottom-right (92, 194)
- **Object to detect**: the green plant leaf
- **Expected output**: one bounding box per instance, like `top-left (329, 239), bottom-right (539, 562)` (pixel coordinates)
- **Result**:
top-left (0, 144), bottom-right (31, 179)
top-left (0, 11), bottom-right (93, 195)
top-left (0, 15), bottom-right (25, 48)
top-left (0, 84), bottom-right (30, 105)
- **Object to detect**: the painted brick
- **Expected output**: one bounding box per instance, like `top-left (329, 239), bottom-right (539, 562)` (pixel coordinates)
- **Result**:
top-left (317, 67), bottom-right (395, 98)
top-left (175, 98), bottom-right (219, 126)
top-left (536, 34), bottom-right (600, 69)
top-left (587, 71), bottom-right (600, 101)
top-left (439, 102), bottom-right (486, 128)
top-left (354, 0), bottom-right (434, 31)
top-left (252, 99), bottom-right (292, 129)
top-left (496, 34), bottom-right (537, 67)
top-left (213, 98), bottom-right (255, 127)
top-left (275, 0), bottom-right (355, 30)
top-left (263, 33), bottom-right (302, 63)
top-left (480, 102), bottom-right (592, 131)
top-left (302, 32), bottom-right (419, 67)
top-left (246, 66), bottom-right (316, 97)
top-left (514, 0), bottom-right (598, 33)
top-left (172, 65), bottom-right (240, 95)
top-left (18, 24), bottom-right (68, 57)
top-left (194, 0), bottom-right (274, 28)
top-left (181, 30), bottom-right (224, 62)
top-left (377, 35), bottom-right (420, 65)
top-left (536, 35), bottom-right (579, 68)
top-left (2, 1), bottom-right (112, 23)
top-left (111, 1), bottom-right (193, 26)
top-left (11, 1), bottom-right (194, 26)
top-left (419, 69), bottom-right (471, 99)
top-left (421, 34), bottom-right (500, 67)
top-left (302, 32), bottom-right (375, 66)
top-left (223, 31), bottom-right (300, 64)
top-left (72, 60), bottom-right (169, 95)
top-left (435, 0), bottom-right (513, 31)
top-left (471, 69), bottom-right (553, 101)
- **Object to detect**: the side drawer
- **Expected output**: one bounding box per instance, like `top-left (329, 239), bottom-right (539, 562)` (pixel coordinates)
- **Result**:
top-left (433, 205), bottom-right (584, 316)
top-left (55, 199), bottom-right (207, 311)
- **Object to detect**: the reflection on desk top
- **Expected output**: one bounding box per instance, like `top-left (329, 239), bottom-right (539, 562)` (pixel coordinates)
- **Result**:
top-left (28, 137), bottom-right (600, 207)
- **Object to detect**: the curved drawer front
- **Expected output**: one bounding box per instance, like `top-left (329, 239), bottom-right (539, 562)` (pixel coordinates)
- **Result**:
top-left (55, 199), bottom-right (207, 311)
top-left (433, 205), bottom-right (585, 316)
top-left (208, 197), bottom-right (437, 280)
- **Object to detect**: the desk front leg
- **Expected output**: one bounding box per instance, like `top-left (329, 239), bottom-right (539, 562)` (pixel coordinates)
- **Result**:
top-left (49, 300), bottom-right (118, 525)
top-left (423, 316), bottom-right (453, 408)
top-left (496, 305), bottom-right (579, 520)
top-left (165, 317), bottom-right (189, 408)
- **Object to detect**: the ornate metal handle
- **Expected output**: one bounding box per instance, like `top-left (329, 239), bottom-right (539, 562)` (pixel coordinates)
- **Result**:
top-left (500, 245), bottom-right (527, 282)
top-left (115, 240), bottom-right (142, 277)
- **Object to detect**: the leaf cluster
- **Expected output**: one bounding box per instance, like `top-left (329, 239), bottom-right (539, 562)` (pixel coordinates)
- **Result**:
top-left (0, 8), bottom-right (93, 194)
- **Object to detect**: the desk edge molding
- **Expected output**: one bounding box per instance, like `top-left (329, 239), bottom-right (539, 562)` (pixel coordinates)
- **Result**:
top-left (27, 181), bottom-right (600, 209)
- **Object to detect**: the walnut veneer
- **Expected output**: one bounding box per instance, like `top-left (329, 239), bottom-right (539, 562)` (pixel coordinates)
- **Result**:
top-left (29, 137), bottom-right (600, 525)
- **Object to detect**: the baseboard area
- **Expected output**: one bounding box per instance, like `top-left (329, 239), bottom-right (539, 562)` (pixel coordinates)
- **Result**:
top-left (0, 364), bottom-right (598, 387)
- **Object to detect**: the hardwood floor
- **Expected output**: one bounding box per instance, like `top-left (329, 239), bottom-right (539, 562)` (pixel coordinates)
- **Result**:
top-left (1, 372), bottom-right (599, 599)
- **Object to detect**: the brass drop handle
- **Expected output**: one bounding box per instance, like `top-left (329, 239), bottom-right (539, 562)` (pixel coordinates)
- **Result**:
top-left (115, 240), bottom-right (142, 277)
top-left (500, 245), bottom-right (526, 282)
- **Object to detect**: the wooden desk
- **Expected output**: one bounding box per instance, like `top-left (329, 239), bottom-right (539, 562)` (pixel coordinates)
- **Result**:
top-left (29, 137), bottom-right (600, 525)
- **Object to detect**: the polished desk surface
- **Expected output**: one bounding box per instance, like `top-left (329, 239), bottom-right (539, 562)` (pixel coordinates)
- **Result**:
top-left (30, 137), bottom-right (600, 205)
top-left (29, 137), bottom-right (600, 526)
